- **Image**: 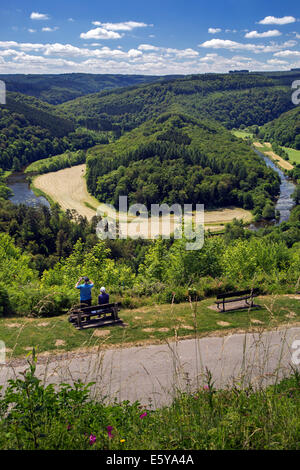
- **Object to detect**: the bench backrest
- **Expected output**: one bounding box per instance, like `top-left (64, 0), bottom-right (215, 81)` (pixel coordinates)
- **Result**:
top-left (216, 288), bottom-right (259, 300)
top-left (75, 302), bottom-right (119, 314)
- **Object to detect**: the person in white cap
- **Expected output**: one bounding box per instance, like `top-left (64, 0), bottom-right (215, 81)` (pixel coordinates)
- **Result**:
top-left (98, 286), bottom-right (110, 305)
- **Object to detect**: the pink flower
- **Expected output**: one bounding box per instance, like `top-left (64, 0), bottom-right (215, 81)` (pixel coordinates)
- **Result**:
top-left (89, 434), bottom-right (96, 445)
top-left (107, 426), bottom-right (114, 439)
top-left (139, 412), bottom-right (147, 419)
top-left (203, 385), bottom-right (209, 391)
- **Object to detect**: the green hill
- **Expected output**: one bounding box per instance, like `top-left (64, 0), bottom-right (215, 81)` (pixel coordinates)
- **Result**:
top-left (0, 93), bottom-right (97, 171)
top-left (58, 73), bottom-right (295, 132)
top-left (0, 73), bottom-right (174, 104)
top-left (86, 112), bottom-right (280, 212)
top-left (258, 106), bottom-right (300, 149)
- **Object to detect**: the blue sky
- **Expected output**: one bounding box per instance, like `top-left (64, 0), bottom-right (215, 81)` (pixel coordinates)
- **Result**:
top-left (0, 0), bottom-right (299, 74)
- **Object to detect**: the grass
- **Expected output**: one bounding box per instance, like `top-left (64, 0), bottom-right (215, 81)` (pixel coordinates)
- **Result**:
top-left (84, 201), bottom-right (97, 211)
top-left (252, 142), bottom-right (294, 171)
top-left (1, 295), bottom-right (299, 359)
top-left (281, 146), bottom-right (300, 165)
top-left (231, 130), bottom-right (254, 140)
top-left (30, 180), bottom-right (57, 207)
top-left (0, 350), bottom-right (299, 449)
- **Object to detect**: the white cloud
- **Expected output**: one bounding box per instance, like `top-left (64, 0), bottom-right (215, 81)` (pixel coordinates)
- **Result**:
top-left (42, 27), bottom-right (59, 32)
top-left (258, 16), bottom-right (296, 25)
top-left (28, 29), bottom-right (36, 33)
top-left (91, 21), bottom-right (150, 31)
top-left (30, 12), bottom-right (50, 20)
top-left (274, 50), bottom-right (300, 57)
top-left (198, 38), bottom-right (297, 53)
top-left (245, 30), bottom-right (282, 38)
top-left (267, 58), bottom-right (288, 65)
top-left (127, 49), bottom-right (143, 58)
top-left (138, 44), bottom-right (160, 51)
top-left (80, 27), bottom-right (122, 40)
top-left (208, 28), bottom-right (221, 34)
top-left (68, 18), bottom-right (75, 22)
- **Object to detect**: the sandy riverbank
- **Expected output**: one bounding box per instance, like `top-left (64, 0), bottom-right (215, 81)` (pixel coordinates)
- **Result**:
top-left (34, 164), bottom-right (253, 233)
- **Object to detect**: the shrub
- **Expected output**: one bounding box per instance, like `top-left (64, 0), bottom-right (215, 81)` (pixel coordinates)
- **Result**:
top-left (0, 283), bottom-right (11, 316)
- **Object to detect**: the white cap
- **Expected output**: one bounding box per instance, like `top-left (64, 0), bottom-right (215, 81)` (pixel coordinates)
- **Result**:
top-left (100, 286), bottom-right (106, 292)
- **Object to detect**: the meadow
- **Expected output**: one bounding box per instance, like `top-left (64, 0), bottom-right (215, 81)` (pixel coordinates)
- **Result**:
top-left (1, 295), bottom-right (299, 359)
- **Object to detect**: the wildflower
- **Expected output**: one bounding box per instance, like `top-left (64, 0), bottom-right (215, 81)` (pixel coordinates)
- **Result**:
top-left (107, 426), bottom-right (114, 438)
top-left (89, 434), bottom-right (96, 445)
top-left (67, 424), bottom-right (71, 431)
top-left (120, 439), bottom-right (125, 443)
top-left (203, 385), bottom-right (209, 391)
top-left (139, 412), bottom-right (147, 419)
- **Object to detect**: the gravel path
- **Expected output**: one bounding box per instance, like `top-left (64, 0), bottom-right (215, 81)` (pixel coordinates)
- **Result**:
top-left (1, 326), bottom-right (299, 408)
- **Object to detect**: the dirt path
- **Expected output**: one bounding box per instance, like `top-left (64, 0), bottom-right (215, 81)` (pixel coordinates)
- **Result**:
top-left (1, 326), bottom-right (299, 407)
top-left (264, 151), bottom-right (294, 171)
top-left (253, 142), bottom-right (294, 170)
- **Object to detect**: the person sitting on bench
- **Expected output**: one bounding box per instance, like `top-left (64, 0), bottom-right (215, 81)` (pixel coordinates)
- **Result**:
top-left (98, 286), bottom-right (109, 305)
top-left (75, 276), bottom-right (94, 306)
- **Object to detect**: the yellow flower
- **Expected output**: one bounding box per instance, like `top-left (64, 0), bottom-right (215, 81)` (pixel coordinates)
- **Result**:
top-left (120, 439), bottom-right (125, 443)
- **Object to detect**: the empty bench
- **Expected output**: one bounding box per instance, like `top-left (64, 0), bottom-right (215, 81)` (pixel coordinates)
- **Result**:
top-left (69, 302), bottom-right (121, 329)
top-left (215, 289), bottom-right (259, 312)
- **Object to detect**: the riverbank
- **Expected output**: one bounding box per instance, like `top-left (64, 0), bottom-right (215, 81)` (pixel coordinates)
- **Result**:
top-left (253, 142), bottom-right (294, 171)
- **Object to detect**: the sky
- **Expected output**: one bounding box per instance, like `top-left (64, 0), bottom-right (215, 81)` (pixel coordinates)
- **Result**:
top-left (0, 0), bottom-right (299, 75)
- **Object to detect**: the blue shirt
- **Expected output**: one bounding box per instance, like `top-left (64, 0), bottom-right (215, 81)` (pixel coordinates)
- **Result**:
top-left (76, 283), bottom-right (94, 301)
top-left (98, 293), bottom-right (109, 305)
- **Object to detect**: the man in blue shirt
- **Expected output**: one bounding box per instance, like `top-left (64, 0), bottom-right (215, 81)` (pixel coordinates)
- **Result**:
top-left (98, 286), bottom-right (109, 305)
top-left (75, 276), bottom-right (94, 306)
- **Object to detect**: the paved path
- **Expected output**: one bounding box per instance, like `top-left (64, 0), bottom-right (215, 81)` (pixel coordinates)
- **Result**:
top-left (1, 326), bottom-right (300, 408)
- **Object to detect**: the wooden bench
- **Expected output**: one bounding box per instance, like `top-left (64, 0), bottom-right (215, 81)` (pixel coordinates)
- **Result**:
top-left (69, 302), bottom-right (121, 329)
top-left (215, 288), bottom-right (259, 312)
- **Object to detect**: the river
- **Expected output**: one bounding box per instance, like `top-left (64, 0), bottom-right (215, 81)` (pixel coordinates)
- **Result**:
top-left (7, 172), bottom-right (50, 208)
top-left (251, 149), bottom-right (296, 228)
top-left (6, 152), bottom-right (296, 225)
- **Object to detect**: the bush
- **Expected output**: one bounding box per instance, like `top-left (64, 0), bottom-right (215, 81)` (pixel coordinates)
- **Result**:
top-left (0, 283), bottom-right (11, 316)
top-left (7, 285), bottom-right (73, 317)
top-left (1, 352), bottom-right (299, 450)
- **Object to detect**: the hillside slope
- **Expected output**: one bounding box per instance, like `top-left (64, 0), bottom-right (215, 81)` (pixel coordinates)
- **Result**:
top-left (0, 73), bottom-right (174, 104)
top-left (58, 73), bottom-right (295, 132)
top-left (0, 94), bottom-right (95, 170)
top-left (259, 106), bottom-right (300, 149)
top-left (86, 112), bottom-right (280, 212)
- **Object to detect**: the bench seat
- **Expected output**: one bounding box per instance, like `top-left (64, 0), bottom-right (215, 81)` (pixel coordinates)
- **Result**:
top-left (69, 302), bottom-right (121, 329)
top-left (215, 289), bottom-right (259, 312)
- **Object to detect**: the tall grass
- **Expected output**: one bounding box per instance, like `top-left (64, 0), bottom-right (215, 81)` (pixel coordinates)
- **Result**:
top-left (0, 294), bottom-right (299, 449)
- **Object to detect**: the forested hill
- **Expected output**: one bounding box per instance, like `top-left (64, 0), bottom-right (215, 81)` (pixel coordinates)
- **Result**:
top-left (0, 93), bottom-right (97, 171)
top-left (86, 112), bottom-right (280, 213)
top-left (0, 73), bottom-right (175, 104)
top-left (58, 72), bottom-right (298, 132)
top-left (258, 106), bottom-right (300, 149)
top-left (6, 93), bottom-right (75, 137)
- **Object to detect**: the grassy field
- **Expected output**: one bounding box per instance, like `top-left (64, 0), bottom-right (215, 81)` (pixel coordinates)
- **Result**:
top-left (231, 130), bottom-right (254, 139)
top-left (281, 146), bottom-right (300, 165)
top-left (1, 295), bottom-right (299, 359)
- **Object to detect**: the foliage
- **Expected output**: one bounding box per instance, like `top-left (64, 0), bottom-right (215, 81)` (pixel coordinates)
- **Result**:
top-left (0, 73), bottom-right (165, 104)
top-left (25, 150), bottom-right (86, 175)
top-left (259, 106), bottom-right (300, 150)
top-left (0, 95), bottom-right (99, 171)
top-left (86, 112), bottom-right (280, 212)
top-left (0, 353), bottom-right (299, 450)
